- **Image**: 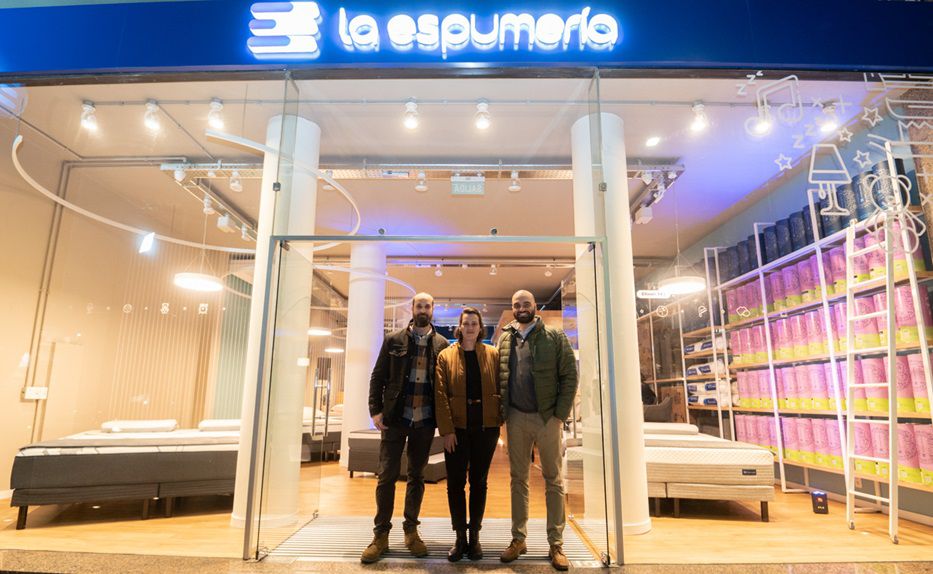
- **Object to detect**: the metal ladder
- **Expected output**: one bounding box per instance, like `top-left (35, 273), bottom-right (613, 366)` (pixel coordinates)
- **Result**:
top-left (843, 214), bottom-right (899, 543)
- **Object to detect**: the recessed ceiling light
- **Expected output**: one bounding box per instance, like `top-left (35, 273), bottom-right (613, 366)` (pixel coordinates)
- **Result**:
top-left (415, 171), bottom-right (428, 192)
top-left (508, 170), bottom-right (521, 193)
top-left (208, 98), bottom-right (225, 130)
top-left (489, 264), bottom-right (497, 276)
top-left (229, 170), bottom-right (243, 192)
top-left (324, 347), bottom-right (344, 354)
top-left (434, 264), bottom-right (443, 277)
top-left (308, 327), bottom-right (332, 336)
top-left (144, 100), bottom-right (161, 132)
top-left (173, 167), bottom-right (186, 182)
top-left (80, 101), bottom-right (98, 131)
top-left (474, 100), bottom-right (491, 130)
top-left (544, 265), bottom-right (553, 277)
top-left (202, 195), bottom-right (215, 215)
top-left (404, 99), bottom-right (419, 130)
top-left (690, 102), bottom-right (709, 133)
top-left (645, 136), bottom-right (661, 147)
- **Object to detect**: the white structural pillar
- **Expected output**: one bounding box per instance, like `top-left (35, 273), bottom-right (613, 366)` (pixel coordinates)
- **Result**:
top-left (571, 113), bottom-right (651, 537)
top-left (340, 242), bottom-right (388, 465)
top-left (232, 115), bottom-right (321, 528)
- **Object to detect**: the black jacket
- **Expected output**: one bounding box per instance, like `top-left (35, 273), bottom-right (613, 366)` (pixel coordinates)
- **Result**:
top-left (368, 324), bottom-right (450, 424)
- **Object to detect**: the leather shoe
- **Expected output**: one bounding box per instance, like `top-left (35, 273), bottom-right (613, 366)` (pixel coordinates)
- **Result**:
top-left (360, 533), bottom-right (389, 563)
top-left (447, 529), bottom-right (468, 562)
top-left (549, 544), bottom-right (569, 571)
top-left (404, 529), bottom-right (428, 558)
top-left (500, 538), bottom-right (527, 562)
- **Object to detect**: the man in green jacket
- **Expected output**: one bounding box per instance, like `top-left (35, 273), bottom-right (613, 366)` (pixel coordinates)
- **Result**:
top-left (497, 290), bottom-right (578, 571)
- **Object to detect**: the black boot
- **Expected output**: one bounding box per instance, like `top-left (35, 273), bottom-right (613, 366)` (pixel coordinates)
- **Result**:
top-left (468, 527), bottom-right (483, 560)
top-left (448, 529), bottom-right (468, 562)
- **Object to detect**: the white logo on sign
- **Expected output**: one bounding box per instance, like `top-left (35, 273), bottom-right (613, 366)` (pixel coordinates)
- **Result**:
top-left (248, 2), bottom-right (323, 59)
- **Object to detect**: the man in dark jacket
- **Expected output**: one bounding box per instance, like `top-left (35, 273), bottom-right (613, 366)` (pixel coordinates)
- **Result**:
top-left (498, 290), bottom-right (578, 571)
top-left (361, 292), bottom-right (449, 563)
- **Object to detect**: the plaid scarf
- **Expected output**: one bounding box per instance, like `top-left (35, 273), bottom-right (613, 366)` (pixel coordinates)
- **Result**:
top-left (403, 327), bottom-right (435, 427)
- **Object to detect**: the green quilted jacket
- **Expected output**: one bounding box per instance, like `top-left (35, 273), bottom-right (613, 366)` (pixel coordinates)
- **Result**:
top-left (497, 318), bottom-right (578, 422)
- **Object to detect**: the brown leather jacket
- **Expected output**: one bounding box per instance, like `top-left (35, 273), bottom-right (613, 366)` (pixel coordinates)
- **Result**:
top-left (434, 342), bottom-right (502, 435)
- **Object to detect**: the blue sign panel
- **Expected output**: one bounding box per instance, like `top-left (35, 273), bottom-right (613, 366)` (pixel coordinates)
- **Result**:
top-left (0, 0), bottom-right (930, 76)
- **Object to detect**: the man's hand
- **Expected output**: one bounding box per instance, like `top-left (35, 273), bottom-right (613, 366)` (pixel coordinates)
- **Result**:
top-left (372, 413), bottom-right (387, 431)
top-left (443, 433), bottom-right (458, 453)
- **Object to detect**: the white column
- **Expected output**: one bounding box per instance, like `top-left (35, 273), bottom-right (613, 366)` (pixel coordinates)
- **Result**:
top-left (340, 242), bottom-right (388, 464)
top-left (232, 115), bottom-right (321, 527)
top-left (572, 113), bottom-right (651, 536)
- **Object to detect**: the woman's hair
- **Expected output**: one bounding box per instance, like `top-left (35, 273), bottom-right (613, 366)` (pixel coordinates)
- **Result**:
top-left (456, 306), bottom-right (486, 345)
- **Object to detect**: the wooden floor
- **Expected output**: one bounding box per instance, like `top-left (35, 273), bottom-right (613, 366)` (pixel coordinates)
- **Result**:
top-left (2, 444), bottom-right (933, 563)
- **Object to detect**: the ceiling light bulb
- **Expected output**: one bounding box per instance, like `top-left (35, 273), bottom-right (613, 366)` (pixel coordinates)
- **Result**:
top-left (241, 224), bottom-right (251, 242)
top-left (640, 171), bottom-right (653, 185)
top-left (208, 98), bottom-right (225, 130)
top-left (173, 167), bottom-right (186, 182)
top-left (144, 100), bottom-right (161, 132)
top-left (474, 100), bottom-right (491, 130)
top-left (461, 263), bottom-right (468, 269)
top-left (690, 102), bottom-right (709, 133)
top-left (415, 171), bottom-right (428, 193)
top-left (321, 169), bottom-right (335, 191)
top-left (508, 180), bottom-right (521, 193)
top-left (80, 101), bottom-right (98, 131)
top-left (489, 264), bottom-right (497, 276)
top-left (434, 265), bottom-right (443, 277)
top-left (202, 195), bottom-right (215, 215)
top-left (645, 136), bottom-right (661, 147)
top-left (403, 99), bottom-right (419, 130)
top-left (308, 327), bottom-right (332, 337)
top-left (229, 170), bottom-right (243, 193)
top-left (753, 117), bottom-right (773, 135)
top-left (138, 231), bottom-right (155, 254)
top-left (544, 265), bottom-right (553, 278)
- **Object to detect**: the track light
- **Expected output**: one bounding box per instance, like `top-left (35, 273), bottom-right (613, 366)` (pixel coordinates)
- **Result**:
top-left (321, 169), bottom-right (335, 191)
top-left (645, 136), bottom-right (661, 147)
top-left (202, 195), bottom-right (215, 215)
top-left (217, 214), bottom-right (238, 233)
top-left (434, 264), bottom-right (443, 277)
top-left (415, 171), bottom-right (428, 193)
top-left (640, 171), bottom-right (653, 185)
top-left (508, 170), bottom-right (521, 193)
top-left (403, 99), bottom-right (419, 130)
top-left (173, 167), bottom-right (186, 182)
top-left (474, 100), bottom-right (491, 130)
top-left (544, 265), bottom-right (553, 278)
top-left (489, 264), bottom-right (497, 276)
top-left (144, 100), bottom-right (161, 132)
top-left (690, 102), bottom-right (709, 133)
top-left (80, 101), bottom-right (98, 131)
top-left (241, 224), bottom-right (251, 242)
top-left (207, 169), bottom-right (217, 178)
top-left (208, 98), bottom-right (224, 130)
top-left (229, 170), bottom-right (243, 193)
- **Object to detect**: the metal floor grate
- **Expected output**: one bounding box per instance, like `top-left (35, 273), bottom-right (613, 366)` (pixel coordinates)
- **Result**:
top-left (266, 516), bottom-right (599, 565)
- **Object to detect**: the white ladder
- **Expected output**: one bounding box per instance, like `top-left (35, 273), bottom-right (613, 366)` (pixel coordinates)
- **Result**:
top-left (843, 216), bottom-right (899, 544)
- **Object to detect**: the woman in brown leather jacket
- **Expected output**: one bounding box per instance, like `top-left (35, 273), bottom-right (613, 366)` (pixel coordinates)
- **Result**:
top-left (434, 307), bottom-right (502, 562)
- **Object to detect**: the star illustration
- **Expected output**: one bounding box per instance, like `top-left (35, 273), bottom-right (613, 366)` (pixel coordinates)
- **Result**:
top-left (775, 153), bottom-right (793, 171)
top-left (853, 150), bottom-right (872, 170)
top-left (862, 106), bottom-right (883, 127)
top-left (838, 127), bottom-right (853, 144)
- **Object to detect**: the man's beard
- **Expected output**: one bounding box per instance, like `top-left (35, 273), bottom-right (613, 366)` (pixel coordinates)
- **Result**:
top-left (513, 310), bottom-right (534, 324)
top-left (413, 313), bottom-right (431, 328)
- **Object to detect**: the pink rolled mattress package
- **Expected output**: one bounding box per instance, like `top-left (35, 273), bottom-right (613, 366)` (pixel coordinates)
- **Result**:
top-left (725, 288), bottom-right (739, 323)
top-left (906, 353), bottom-right (931, 413)
top-left (823, 418), bottom-right (845, 469)
top-left (833, 302), bottom-right (848, 351)
top-left (851, 236), bottom-right (870, 284)
top-left (794, 365), bottom-right (812, 410)
top-left (781, 416), bottom-right (800, 460)
top-left (884, 354), bottom-right (915, 414)
top-left (752, 325), bottom-right (768, 363)
top-left (913, 423), bottom-right (933, 485)
top-left (769, 272), bottom-right (786, 312)
top-left (822, 251), bottom-right (835, 295)
top-left (734, 414), bottom-right (748, 442)
top-left (783, 366), bottom-right (799, 410)
top-left (783, 264), bottom-right (803, 308)
top-left (798, 259), bottom-right (815, 304)
top-left (870, 422), bottom-right (891, 478)
top-left (773, 319), bottom-right (793, 361)
top-left (768, 417), bottom-right (778, 454)
top-left (756, 416), bottom-right (771, 449)
top-left (829, 246), bottom-right (847, 294)
top-left (897, 424), bottom-right (923, 484)
top-left (808, 254), bottom-right (822, 300)
top-left (796, 417), bottom-right (816, 464)
top-left (811, 416), bottom-right (830, 467)
top-left (808, 363), bottom-right (830, 411)
top-left (790, 314), bottom-right (810, 359)
top-left (806, 310), bottom-right (827, 356)
top-left (853, 422), bottom-right (876, 475)
top-left (861, 357), bottom-right (889, 412)
top-left (894, 284), bottom-right (933, 345)
top-left (775, 367), bottom-right (787, 408)
top-left (853, 296), bottom-right (881, 350)
top-left (872, 292), bottom-right (889, 346)
top-left (863, 230), bottom-right (886, 280)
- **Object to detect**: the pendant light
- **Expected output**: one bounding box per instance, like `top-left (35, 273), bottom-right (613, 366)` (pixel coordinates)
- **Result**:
top-left (658, 183), bottom-right (706, 296)
top-left (174, 214), bottom-right (223, 292)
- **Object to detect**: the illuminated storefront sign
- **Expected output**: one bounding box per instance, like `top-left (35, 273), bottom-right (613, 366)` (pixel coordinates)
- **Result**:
top-left (248, 2), bottom-right (620, 60)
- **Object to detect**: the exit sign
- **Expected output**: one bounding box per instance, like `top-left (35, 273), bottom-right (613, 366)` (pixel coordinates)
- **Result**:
top-left (451, 175), bottom-right (486, 196)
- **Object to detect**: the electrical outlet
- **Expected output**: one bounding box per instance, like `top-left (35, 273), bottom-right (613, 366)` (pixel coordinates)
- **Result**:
top-left (23, 386), bottom-right (48, 400)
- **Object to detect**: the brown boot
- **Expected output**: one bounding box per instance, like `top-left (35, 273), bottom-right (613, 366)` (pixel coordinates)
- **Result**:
top-left (447, 529), bottom-right (468, 562)
top-left (360, 533), bottom-right (389, 563)
top-left (467, 528), bottom-right (483, 560)
top-left (500, 538), bottom-right (527, 562)
top-left (404, 528), bottom-right (428, 557)
top-left (549, 544), bottom-right (569, 571)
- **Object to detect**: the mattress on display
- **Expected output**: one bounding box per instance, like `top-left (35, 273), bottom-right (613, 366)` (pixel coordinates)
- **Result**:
top-left (644, 445), bottom-right (774, 486)
top-left (642, 422), bottom-right (698, 435)
top-left (666, 483), bottom-right (775, 501)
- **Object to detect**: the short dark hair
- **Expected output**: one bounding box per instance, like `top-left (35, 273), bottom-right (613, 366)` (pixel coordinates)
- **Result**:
top-left (455, 307), bottom-right (485, 345)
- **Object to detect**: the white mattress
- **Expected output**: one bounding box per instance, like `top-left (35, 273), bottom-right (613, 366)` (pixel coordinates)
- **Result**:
top-left (18, 429), bottom-right (240, 457)
top-left (642, 422), bottom-right (698, 435)
top-left (645, 445), bottom-right (774, 486)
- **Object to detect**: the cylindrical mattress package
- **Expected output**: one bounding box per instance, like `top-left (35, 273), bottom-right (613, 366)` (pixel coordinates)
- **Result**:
top-left (737, 239), bottom-right (751, 275)
top-left (725, 288), bottom-right (739, 324)
top-left (853, 296), bottom-right (881, 350)
top-left (768, 272), bottom-right (786, 313)
top-left (853, 422), bottom-right (876, 475)
top-left (914, 423), bottom-right (933, 485)
top-left (763, 226), bottom-right (779, 265)
top-left (773, 319), bottom-right (793, 361)
top-left (794, 364), bottom-right (812, 410)
top-left (820, 190), bottom-right (844, 236)
top-left (782, 366), bottom-right (799, 409)
top-left (851, 359), bottom-right (868, 412)
top-left (752, 325), bottom-right (768, 363)
top-left (822, 251), bottom-right (835, 295)
top-left (775, 220), bottom-right (792, 258)
top-left (724, 246), bottom-right (739, 281)
top-left (884, 354), bottom-right (915, 414)
top-left (836, 182), bottom-right (859, 227)
top-left (757, 369), bottom-right (774, 409)
top-left (768, 417), bottom-right (778, 454)
top-left (870, 423), bottom-right (891, 478)
top-left (864, 230), bottom-right (886, 280)
top-left (808, 255), bottom-right (823, 299)
top-left (851, 172), bottom-right (875, 221)
top-left (872, 292), bottom-right (889, 346)
top-left (783, 264), bottom-right (803, 308)
top-left (894, 285), bottom-right (933, 345)
top-left (811, 416), bottom-right (830, 467)
top-left (808, 363), bottom-right (830, 410)
top-left (833, 302), bottom-right (848, 351)
top-left (736, 371), bottom-right (749, 407)
top-left (775, 367), bottom-right (786, 408)
top-left (829, 247), bottom-right (847, 294)
top-left (747, 280), bottom-right (762, 317)
top-left (824, 418), bottom-right (845, 469)
top-left (802, 205), bottom-right (817, 244)
top-left (898, 424), bottom-right (923, 484)
top-left (789, 211), bottom-right (807, 251)
top-left (734, 414), bottom-right (748, 442)
top-left (824, 362), bottom-right (842, 409)
top-left (806, 310), bottom-right (827, 356)
top-left (861, 357), bottom-right (888, 412)
top-left (906, 353), bottom-right (932, 413)
top-left (798, 259), bottom-right (815, 304)
top-left (756, 416), bottom-right (771, 449)
top-left (851, 236), bottom-right (871, 284)
top-left (789, 313), bottom-right (810, 359)
top-left (781, 417), bottom-right (800, 460)
top-left (797, 418), bottom-right (816, 464)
